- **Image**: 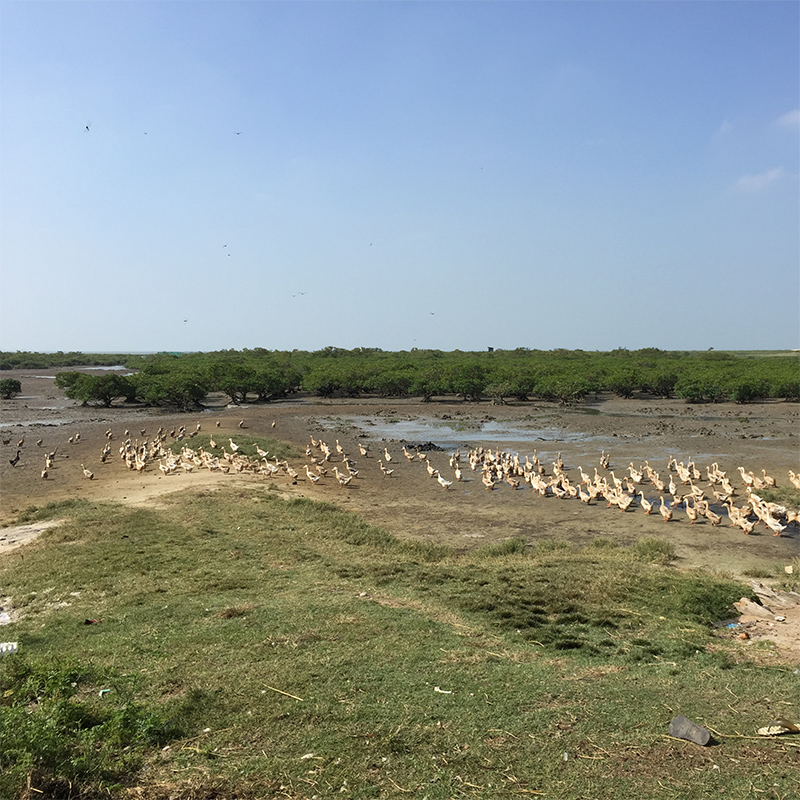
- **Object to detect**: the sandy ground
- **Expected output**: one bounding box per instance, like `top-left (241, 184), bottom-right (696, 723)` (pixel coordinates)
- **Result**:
top-left (1, 367), bottom-right (799, 660)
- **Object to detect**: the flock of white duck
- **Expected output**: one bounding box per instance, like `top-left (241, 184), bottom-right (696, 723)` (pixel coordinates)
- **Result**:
top-left (448, 446), bottom-right (799, 536)
top-left (8, 419), bottom-right (800, 538)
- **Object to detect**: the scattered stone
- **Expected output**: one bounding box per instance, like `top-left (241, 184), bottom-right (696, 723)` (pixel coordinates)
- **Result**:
top-left (669, 715), bottom-right (712, 746)
top-left (407, 441), bottom-right (444, 452)
top-left (733, 597), bottom-right (773, 619)
top-left (752, 582), bottom-right (788, 605)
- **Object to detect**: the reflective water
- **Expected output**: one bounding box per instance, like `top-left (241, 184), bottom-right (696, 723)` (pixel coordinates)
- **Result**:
top-left (0, 418), bottom-right (75, 429)
top-left (320, 415), bottom-right (611, 451)
top-left (317, 415), bottom-right (744, 467)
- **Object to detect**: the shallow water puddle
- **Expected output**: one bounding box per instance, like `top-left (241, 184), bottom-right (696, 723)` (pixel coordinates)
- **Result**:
top-left (320, 415), bottom-right (612, 451)
top-left (0, 418), bottom-right (76, 428)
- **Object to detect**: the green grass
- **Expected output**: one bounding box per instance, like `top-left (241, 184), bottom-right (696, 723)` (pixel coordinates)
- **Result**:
top-left (0, 657), bottom-right (177, 797)
top-left (1, 491), bottom-right (797, 799)
top-left (758, 486), bottom-right (800, 509)
top-left (186, 432), bottom-right (299, 461)
top-left (629, 536), bottom-right (677, 565)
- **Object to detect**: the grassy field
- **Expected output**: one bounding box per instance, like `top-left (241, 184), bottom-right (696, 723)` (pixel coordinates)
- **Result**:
top-left (1, 488), bottom-right (799, 799)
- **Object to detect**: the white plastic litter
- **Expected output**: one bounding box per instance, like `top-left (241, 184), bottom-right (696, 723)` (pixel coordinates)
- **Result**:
top-left (0, 642), bottom-right (19, 657)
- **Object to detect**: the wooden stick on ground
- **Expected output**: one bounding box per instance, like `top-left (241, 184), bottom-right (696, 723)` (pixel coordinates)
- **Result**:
top-left (264, 684), bottom-right (304, 701)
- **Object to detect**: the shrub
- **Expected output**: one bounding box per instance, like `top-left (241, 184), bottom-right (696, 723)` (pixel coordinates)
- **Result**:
top-left (53, 371), bottom-right (84, 393)
top-left (646, 370), bottom-right (678, 398)
top-left (211, 361), bottom-right (254, 404)
top-left (674, 377), bottom-right (725, 404)
top-left (302, 365), bottom-right (343, 397)
top-left (0, 378), bottom-right (21, 399)
top-left (132, 372), bottom-right (209, 410)
top-left (772, 377), bottom-right (800, 402)
top-left (447, 362), bottom-right (487, 401)
top-left (606, 368), bottom-right (640, 398)
top-left (727, 379), bottom-right (769, 404)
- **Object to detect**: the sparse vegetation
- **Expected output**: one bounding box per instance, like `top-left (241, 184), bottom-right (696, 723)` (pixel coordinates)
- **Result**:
top-left (630, 536), bottom-right (677, 565)
top-left (758, 486), bottom-right (800, 509)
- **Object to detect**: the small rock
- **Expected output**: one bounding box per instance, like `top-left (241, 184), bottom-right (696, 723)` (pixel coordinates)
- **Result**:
top-left (733, 597), bottom-right (773, 619)
top-left (669, 715), bottom-right (712, 746)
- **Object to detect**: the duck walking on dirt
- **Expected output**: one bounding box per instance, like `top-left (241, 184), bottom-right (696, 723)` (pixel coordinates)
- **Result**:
top-left (659, 496), bottom-right (673, 523)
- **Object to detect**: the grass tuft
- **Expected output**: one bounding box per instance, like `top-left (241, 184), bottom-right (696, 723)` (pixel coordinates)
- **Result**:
top-left (758, 486), bottom-right (800, 508)
top-left (12, 498), bottom-right (89, 525)
top-left (217, 604), bottom-right (256, 618)
top-left (477, 537), bottom-right (528, 557)
top-left (630, 536), bottom-right (677, 565)
top-left (742, 566), bottom-right (775, 579)
top-left (191, 433), bottom-right (298, 461)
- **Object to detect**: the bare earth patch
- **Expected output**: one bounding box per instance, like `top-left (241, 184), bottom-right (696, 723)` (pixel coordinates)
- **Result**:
top-left (0, 518), bottom-right (62, 553)
top-left (731, 584), bottom-right (800, 663)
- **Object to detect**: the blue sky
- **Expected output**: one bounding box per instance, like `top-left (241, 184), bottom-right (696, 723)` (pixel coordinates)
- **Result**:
top-left (1, 1), bottom-right (798, 353)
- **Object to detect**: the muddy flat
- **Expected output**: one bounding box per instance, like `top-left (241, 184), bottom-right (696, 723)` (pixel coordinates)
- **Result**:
top-left (3, 368), bottom-right (800, 661)
top-left (2, 367), bottom-right (798, 579)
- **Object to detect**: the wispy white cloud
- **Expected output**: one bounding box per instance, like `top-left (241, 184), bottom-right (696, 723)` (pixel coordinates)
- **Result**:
top-left (714, 119), bottom-right (733, 138)
top-left (735, 166), bottom-right (785, 191)
top-left (774, 109), bottom-right (800, 128)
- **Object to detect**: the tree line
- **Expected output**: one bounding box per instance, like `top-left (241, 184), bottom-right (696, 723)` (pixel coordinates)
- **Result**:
top-left (2, 347), bottom-right (797, 409)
